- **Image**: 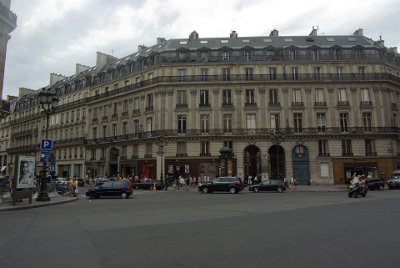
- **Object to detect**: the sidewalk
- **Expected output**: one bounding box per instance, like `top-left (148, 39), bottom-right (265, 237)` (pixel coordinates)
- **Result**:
top-left (166, 184), bottom-right (349, 192)
top-left (0, 192), bottom-right (78, 212)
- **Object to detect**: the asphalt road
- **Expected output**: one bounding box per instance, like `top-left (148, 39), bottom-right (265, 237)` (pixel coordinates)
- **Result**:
top-left (0, 189), bottom-right (399, 268)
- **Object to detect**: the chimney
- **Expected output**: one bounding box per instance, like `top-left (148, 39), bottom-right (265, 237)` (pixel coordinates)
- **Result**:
top-left (230, 30), bottom-right (238, 38)
top-left (96, 52), bottom-right (117, 69)
top-left (377, 36), bottom-right (385, 47)
top-left (189, 31), bottom-right (199, 41)
top-left (76, 63), bottom-right (90, 75)
top-left (50, 73), bottom-right (66, 86)
top-left (309, 26), bottom-right (318, 36)
top-left (137, 45), bottom-right (147, 52)
top-left (270, 29), bottom-right (279, 37)
top-left (18, 87), bottom-right (34, 98)
top-left (157, 37), bottom-right (166, 45)
top-left (353, 28), bottom-right (364, 36)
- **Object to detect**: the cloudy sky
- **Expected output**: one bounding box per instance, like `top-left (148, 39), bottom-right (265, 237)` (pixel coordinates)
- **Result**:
top-left (3, 0), bottom-right (400, 98)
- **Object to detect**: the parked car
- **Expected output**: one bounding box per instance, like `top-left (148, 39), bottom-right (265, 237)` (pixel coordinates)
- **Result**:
top-left (135, 179), bottom-right (165, 190)
top-left (198, 176), bottom-right (244, 194)
top-left (86, 180), bottom-right (133, 199)
top-left (249, 179), bottom-right (286, 193)
top-left (388, 170), bottom-right (400, 189)
top-left (365, 178), bottom-right (384, 190)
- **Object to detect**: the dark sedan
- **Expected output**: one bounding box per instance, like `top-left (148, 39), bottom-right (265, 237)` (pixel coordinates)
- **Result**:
top-left (249, 179), bottom-right (286, 193)
top-left (86, 180), bottom-right (133, 199)
top-left (365, 178), bottom-right (384, 190)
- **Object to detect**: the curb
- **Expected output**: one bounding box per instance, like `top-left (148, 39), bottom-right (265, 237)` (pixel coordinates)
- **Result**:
top-left (0, 197), bottom-right (79, 212)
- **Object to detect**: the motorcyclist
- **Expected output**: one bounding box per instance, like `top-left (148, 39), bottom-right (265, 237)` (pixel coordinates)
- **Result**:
top-left (351, 174), bottom-right (360, 185)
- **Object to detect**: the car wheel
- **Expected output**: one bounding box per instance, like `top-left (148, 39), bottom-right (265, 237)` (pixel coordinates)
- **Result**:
top-left (121, 192), bottom-right (128, 199)
top-left (229, 187), bottom-right (237, 194)
top-left (202, 187), bottom-right (209, 194)
top-left (277, 187), bottom-right (283, 193)
top-left (253, 187), bottom-right (259, 193)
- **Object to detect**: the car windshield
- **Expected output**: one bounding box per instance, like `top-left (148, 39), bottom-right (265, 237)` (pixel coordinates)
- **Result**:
top-left (391, 174), bottom-right (400, 180)
top-left (261, 180), bottom-right (270, 185)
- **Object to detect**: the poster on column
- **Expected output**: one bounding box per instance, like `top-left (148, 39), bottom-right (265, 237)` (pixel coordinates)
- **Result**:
top-left (227, 160), bottom-right (233, 176)
top-left (17, 155), bottom-right (35, 189)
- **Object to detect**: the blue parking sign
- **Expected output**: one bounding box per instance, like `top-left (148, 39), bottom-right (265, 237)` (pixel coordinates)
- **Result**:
top-left (41, 139), bottom-right (53, 151)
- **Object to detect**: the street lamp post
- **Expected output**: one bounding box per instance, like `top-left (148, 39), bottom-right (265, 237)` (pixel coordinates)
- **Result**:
top-left (156, 136), bottom-right (167, 184)
top-left (36, 89), bottom-right (59, 202)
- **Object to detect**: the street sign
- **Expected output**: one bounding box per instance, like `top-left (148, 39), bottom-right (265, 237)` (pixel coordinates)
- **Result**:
top-left (40, 152), bottom-right (52, 163)
top-left (49, 165), bottom-right (56, 172)
top-left (41, 139), bottom-right (53, 151)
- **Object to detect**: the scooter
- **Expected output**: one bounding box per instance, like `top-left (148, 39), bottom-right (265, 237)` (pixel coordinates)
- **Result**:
top-left (348, 183), bottom-right (368, 198)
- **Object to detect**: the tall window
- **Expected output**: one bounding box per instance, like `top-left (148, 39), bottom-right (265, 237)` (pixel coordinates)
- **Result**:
top-left (222, 50), bottom-right (230, 61)
top-left (293, 89), bottom-right (302, 104)
top-left (123, 100), bottom-right (128, 113)
top-left (318, 140), bottom-right (329, 156)
top-left (270, 113), bottom-right (279, 130)
top-left (113, 102), bottom-right (118, 115)
top-left (289, 49), bottom-right (297, 61)
top-left (200, 90), bottom-right (209, 106)
top-left (222, 89), bottom-right (232, 105)
top-left (222, 68), bottom-right (231, 81)
top-left (245, 89), bottom-right (255, 104)
top-left (365, 139), bottom-right (376, 156)
top-left (393, 113), bottom-right (397, 127)
top-left (146, 94), bottom-right (153, 109)
top-left (246, 114), bottom-right (256, 132)
top-left (314, 67), bottom-right (321, 79)
top-left (177, 90), bottom-right (187, 106)
top-left (133, 97), bottom-right (140, 112)
top-left (133, 120), bottom-right (140, 134)
top-left (315, 88), bottom-right (325, 105)
top-left (338, 88), bottom-right (347, 104)
top-left (245, 68), bottom-right (253, 80)
top-left (177, 115), bottom-right (187, 134)
top-left (269, 67), bottom-right (277, 80)
top-left (291, 67), bottom-right (299, 80)
top-left (200, 115), bottom-right (209, 134)
top-left (312, 49), bottom-right (319, 60)
top-left (244, 50), bottom-right (252, 60)
top-left (200, 68), bottom-right (208, 81)
top-left (342, 139), bottom-right (352, 156)
top-left (201, 141), bottom-right (210, 155)
top-left (93, 127), bottom-right (97, 139)
top-left (337, 66), bottom-right (344, 79)
top-left (317, 113), bottom-right (326, 132)
top-left (358, 66), bottom-right (366, 76)
top-left (122, 121), bottom-right (128, 135)
top-left (103, 125), bottom-right (107, 138)
top-left (112, 123), bottom-right (117, 136)
top-left (361, 88), bottom-right (370, 103)
top-left (293, 113), bottom-right (303, 133)
top-left (340, 113), bottom-right (349, 132)
top-left (333, 49), bottom-right (341, 60)
top-left (178, 69), bottom-right (186, 81)
top-left (146, 117), bottom-right (152, 132)
top-left (269, 89), bottom-right (279, 105)
top-left (363, 112), bottom-right (372, 132)
top-left (223, 114), bottom-right (232, 133)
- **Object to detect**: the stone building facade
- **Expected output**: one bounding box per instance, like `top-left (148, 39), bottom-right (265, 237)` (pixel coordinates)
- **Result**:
top-left (3, 28), bottom-right (400, 184)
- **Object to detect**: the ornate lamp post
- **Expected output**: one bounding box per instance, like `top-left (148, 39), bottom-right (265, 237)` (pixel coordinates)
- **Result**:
top-left (36, 89), bottom-right (59, 201)
top-left (156, 136), bottom-right (167, 184)
top-left (219, 146), bottom-right (233, 176)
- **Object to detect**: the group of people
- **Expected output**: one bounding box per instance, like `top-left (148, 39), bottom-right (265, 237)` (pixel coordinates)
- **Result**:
top-left (64, 177), bottom-right (79, 197)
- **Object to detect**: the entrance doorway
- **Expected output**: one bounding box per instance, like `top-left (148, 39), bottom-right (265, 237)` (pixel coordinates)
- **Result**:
top-left (268, 145), bottom-right (285, 179)
top-left (292, 145), bottom-right (310, 185)
top-left (244, 145), bottom-right (261, 182)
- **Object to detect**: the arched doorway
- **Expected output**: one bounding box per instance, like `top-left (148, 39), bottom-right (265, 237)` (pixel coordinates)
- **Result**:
top-left (244, 145), bottom-right (261, 182)
top-left (292, 145), bottom-right (310, 185)
top-left (268, 145), bottom-right (285, 179)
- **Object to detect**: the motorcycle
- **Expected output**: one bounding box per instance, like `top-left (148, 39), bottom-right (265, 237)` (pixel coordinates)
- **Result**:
top-left (348, 182), bottom-right (368, 198)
